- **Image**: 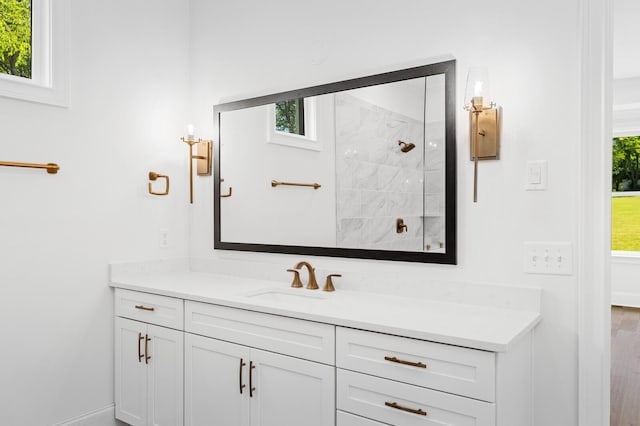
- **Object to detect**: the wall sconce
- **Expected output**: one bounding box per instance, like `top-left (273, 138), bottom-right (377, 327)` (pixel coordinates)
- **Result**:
top-left (464, 68), bottom-right (501, 203)
top-left (180, 124), bottom-right (212, 204)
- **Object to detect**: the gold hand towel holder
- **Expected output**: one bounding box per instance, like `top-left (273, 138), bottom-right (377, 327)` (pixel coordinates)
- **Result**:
top-left (148, 171), bottom-right (169, 196)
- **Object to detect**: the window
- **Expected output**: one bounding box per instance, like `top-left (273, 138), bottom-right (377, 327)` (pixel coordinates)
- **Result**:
top-left (0, 0), bottom-right (32, 79)
top-left (612, 136), bottom-right (640, 252)
top-left (267, 96), bottom-right (319, 151)
top-left (275, 98), bottom-right (305, 136)
top-left (0, 0), bottom-right (68, 106)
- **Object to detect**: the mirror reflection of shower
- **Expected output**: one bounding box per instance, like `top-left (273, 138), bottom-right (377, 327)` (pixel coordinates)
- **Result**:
top-left (398, 140), bottom-right (416, 153)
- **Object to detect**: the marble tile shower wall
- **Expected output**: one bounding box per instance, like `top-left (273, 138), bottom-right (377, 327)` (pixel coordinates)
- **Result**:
top-left (335, 93), bottom-right (427, 251)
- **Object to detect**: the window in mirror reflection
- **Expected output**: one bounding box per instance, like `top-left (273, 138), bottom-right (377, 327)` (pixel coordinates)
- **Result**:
top-left (275, 98), bottom-right (305, 136)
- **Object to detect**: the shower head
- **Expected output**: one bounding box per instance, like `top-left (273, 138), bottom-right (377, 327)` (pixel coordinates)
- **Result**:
top-left (398, 140), bottom-right (416, 153)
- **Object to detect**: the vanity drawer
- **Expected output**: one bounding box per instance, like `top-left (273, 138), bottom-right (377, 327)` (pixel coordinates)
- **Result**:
top-left (337, 369), bottom-right (495, 426)
top-left (114, 288), bottom-right (184, 330)
top-left (184, 301), bottom-right (335, 365)
top-left (337, 410), bottom-right (388, 426)
top-left (336, 327), bottom-right (495, 402)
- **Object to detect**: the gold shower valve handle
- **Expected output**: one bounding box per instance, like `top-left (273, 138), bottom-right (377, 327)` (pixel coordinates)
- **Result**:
top-left (148, 171), bottom-right (169, 196)
top-left (396, 218), bottom-right (408, 233)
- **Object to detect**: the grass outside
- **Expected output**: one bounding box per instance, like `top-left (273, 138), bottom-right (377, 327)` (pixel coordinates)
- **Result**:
top-left (612, 196), bottom-right (640, 251)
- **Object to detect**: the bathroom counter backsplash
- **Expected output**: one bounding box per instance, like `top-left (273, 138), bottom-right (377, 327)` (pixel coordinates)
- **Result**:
top-left (109, 260), bottom-right (541, 353)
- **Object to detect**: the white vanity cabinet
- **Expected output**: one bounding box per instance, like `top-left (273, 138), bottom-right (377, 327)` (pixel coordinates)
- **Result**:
top-left (184, 301), bottom-right (336, 426)
top-left (114, 289), bottom-right (184, 426)
top-left (335, 327), bottom-right (533, 426)
top-left (111, 279), bottom-right (538, 426)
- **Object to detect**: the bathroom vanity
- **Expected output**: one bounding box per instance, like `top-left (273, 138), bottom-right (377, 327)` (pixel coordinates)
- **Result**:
top-left (111, 264), bottom-right (540, 426)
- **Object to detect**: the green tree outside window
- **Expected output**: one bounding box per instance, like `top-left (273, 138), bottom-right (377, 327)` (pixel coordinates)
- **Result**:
top-left (613, 136), bottom-right (640, 191)
top-left (275, 98), bottom-right (305, 136)
top-left (0, 0), bottom-right (32, 78)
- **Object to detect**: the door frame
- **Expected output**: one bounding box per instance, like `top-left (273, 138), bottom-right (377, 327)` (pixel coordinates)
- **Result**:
top-left (578, 0), bottom-right (612, 425)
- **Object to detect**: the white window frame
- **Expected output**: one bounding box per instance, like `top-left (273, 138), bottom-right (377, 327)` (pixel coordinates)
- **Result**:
top-left (266, 97), bottom-right (320, 151)
top-left (0, 0), bottom-right (69, 107)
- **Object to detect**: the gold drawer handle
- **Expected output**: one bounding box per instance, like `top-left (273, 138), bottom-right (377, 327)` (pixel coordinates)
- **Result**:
top-left (134, 305), bottom-right (155, 312)
top-left (385, 401), bottom-right (427, 416)
top-left (384, 356), bottom-right (427, 369)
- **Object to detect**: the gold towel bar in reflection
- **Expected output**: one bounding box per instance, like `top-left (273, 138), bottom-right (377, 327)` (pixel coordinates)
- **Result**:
top-left (0, 161), bottom-right (60, 174)
top-left (271, 180), bottom-right (321, 190)
top-left (148, 172), bottom-right (169, 196)
top-left (220, 178), bottom-right (233, 198)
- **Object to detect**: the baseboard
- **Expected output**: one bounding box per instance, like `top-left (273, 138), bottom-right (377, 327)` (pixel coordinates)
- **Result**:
top-left (51, 405), bottom-right (124, 426)
top-left (612, 292), bottom-right (640, 308)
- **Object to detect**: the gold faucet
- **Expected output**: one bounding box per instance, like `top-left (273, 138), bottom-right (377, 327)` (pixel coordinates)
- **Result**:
top-left (293, 261), bottom-right (319, 290)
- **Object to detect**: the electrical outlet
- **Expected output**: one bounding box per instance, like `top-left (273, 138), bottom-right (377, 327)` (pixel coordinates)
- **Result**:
top-left (160, 229), bottom-right (169, 248)
top-left (524, 242), bottom-right (572, 275)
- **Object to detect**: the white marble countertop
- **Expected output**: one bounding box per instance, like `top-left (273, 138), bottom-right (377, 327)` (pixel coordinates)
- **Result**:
top-left (109, 268), bottom-right (541, 352)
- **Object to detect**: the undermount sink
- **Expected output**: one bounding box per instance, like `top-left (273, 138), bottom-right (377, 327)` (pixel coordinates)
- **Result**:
top-left (243, 288), bottom-right (328, 306)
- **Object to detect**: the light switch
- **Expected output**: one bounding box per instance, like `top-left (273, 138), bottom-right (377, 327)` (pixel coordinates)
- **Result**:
top-left (526, 160), bottom-right (547, 190)
top-left (524, 242), bottom-right (572, 275)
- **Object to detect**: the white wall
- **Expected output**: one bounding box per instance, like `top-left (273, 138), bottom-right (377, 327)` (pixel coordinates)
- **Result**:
top-left (189, 1), bottom-right (581, 425)
top-left (0, 1), bottom-right (191, 425)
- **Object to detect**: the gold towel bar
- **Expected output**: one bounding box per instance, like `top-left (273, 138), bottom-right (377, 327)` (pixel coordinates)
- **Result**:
top-left (0, 161), bottom-right (59, 174)
top-left (271, 180), bottom-right (321, 190)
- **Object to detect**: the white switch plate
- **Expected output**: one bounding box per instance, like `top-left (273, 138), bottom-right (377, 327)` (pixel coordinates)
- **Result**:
top-left (524, 242), bottom-right (572, 275)
top-left (525, 160), bottom-right (548, 190)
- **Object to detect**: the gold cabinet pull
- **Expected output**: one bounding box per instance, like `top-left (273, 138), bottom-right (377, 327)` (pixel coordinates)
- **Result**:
top-left (385, 401), bottom-right (427, 416)
top-left (239, 358), bottom-right (246, 394)
top-left (135, 305), bottom-right (155, 312)
top-left (384, 356), bottom-right (427, 369)
top-left (249, 361), bottom-right (256, 397)
top-left (145, 335), bottom-right (151, 364)
top-left (138, 333), bottom-right (144, 363)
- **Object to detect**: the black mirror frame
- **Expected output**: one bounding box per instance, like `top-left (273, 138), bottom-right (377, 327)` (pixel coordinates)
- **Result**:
top-left (213, 59), bottom-right (457, 264)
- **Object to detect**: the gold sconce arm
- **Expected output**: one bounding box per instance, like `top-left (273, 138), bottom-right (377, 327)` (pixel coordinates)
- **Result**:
top-left (181, 136), bottom-right (212, 204)
top-left (464, 67), bottom-right (501, 203)
top-left (148, 171), bottom-right (169, 196)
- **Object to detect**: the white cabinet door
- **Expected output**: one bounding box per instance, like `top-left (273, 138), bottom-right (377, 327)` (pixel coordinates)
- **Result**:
top-left (185, 333), bottom-right (250, 426)
top-left (115, 317), bottom-right (147, 426)
top-left (250, 348), bottom-right (335, 426)
top-left (147, 324), bottom-right (184, 426)
top-left (115, 318), bottom-right (184, 426)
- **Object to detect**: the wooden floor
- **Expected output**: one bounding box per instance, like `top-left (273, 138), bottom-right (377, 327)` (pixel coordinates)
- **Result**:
top-left (611, 306), bottom-right (640, 426)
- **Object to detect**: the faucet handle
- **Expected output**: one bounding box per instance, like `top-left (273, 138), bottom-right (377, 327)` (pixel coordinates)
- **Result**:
top-left (286, 269), bottom-right (304, 288)
top-left (307, 268), bottom-right (319, 290)
top-left (323, 274), bottom-right (342, 292)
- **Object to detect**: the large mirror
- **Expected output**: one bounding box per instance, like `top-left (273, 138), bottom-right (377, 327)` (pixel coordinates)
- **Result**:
top-left (214, 60), bottom-right (456, 264)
